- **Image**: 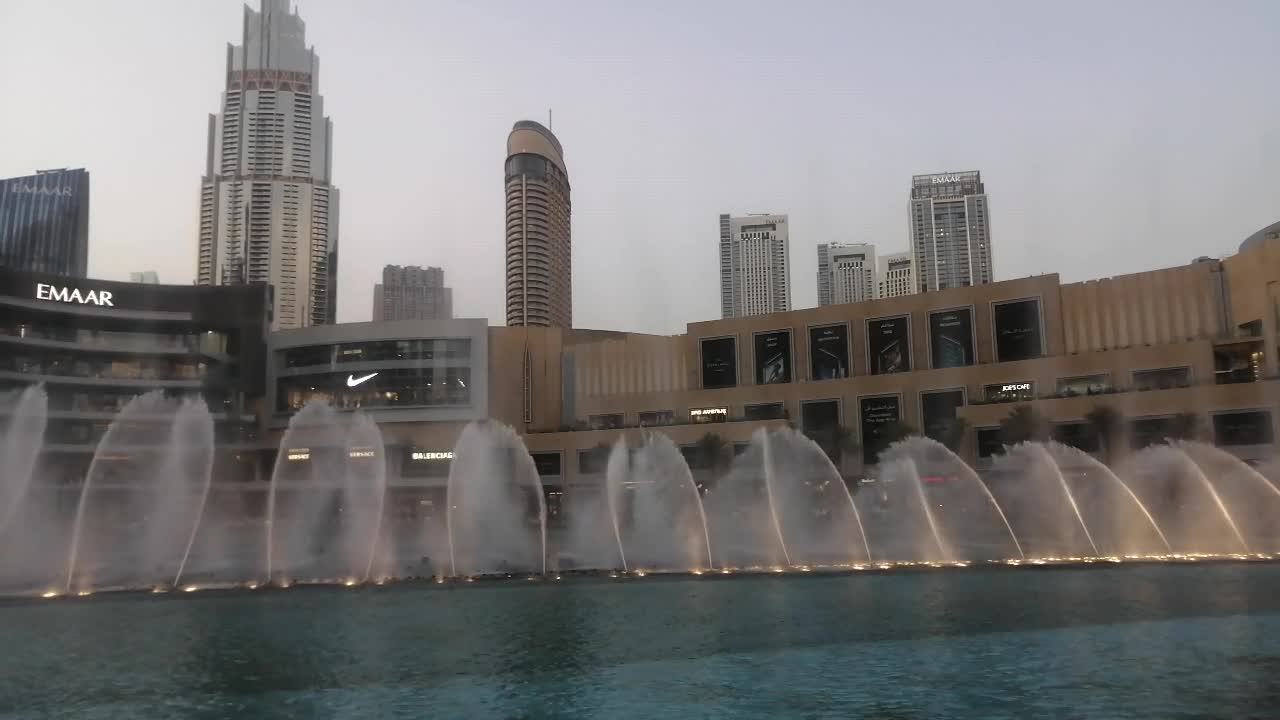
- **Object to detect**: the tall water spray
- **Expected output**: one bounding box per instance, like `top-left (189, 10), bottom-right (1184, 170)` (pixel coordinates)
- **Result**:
top-left (604, 433), bottom-right (714, 572)
top-left (64, 393), bottom-right (216, 592)
top-left (266, 404), bottom-right (389, 584)
top-left (0, 385), bottom-right (48, 537)
top-left (446, 421), bottom-right (546, 577)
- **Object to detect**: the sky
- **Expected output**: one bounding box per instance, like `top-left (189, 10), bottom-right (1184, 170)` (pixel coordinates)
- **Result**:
top-left (1, 0), bottom-right (1278, 334)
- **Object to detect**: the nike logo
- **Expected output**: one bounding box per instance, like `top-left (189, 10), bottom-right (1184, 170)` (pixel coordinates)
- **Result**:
top-left (346, 372), bottom-right (378, 388)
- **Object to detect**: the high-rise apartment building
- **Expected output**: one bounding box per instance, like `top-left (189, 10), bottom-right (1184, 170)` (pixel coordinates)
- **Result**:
top-left (373, 265), bottom-right (453, 322)
top-left (505, 121), bottom-right (571, 328)
top-left (909, 171), bottom-right (992, 293)
top-left (817, 242), bottom-right (876, 306)
top-left (878, 251), bottom-right (915, 299)
top-left (196, 0), bottom-right (339, 330)
top-left (719, 214), bottom-right (791, 318)
top-left (0, 169), bottom-right (89, 277)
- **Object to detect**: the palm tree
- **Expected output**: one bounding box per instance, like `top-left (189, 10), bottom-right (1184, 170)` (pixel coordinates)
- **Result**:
top-left (1084, 405), bottom-right (1123, 461)
top-left (880, 420), bottom-right (919, 447)
top-left (999, 405), bottom-right (1049, 446)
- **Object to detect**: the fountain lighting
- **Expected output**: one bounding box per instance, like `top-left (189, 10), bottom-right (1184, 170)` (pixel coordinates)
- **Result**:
top-left (720, 569), bottom-right (732, 575)
top-left (525, 576), bottom-right (538, 581)
top-left (182, 585), bottom-right (199, 593)
top-left (691, 570), bottom-right (703, 576)
top-left (853, 565), bottom-right (867, 571)
top-left (246, 582), bottom-right (260, 590)
top-left (951, 561), bottom-right (970, 568)
top-left (1107, 557), bottom-right (1123, 563)
top-left (928, 562), bottom-right (942, 568)
top-left (465, 577), bottom-right (475, 583)
top-left (609, 572), bottom-right (619, 578)
top-left (877, 563), bottom-right (893, 570)
top-left (771, 567), bottom-right (785, 574)
top-left (76, 590), bottom-right (92, 597)
top-left (151, 587), bottom-right (167, 594)
top-left (434, 577), bottom-right (445, 585)
top-left (40, 591), bottom-right (59, 599)
top-left (797, 566), bottom-right (811, 572)
top-left (554, 575), bottom-right (562, 581)
top-left (1031, 559), bottom-right (1047, 565)
top-left (1005, 559), bottom-right (1022, 566)
top-left (343, 579), bottom-right (357, 587)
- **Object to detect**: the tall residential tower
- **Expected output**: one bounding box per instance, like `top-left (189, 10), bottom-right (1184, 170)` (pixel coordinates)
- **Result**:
top-left (909, 171), bottom-right (991, 293)
top-left (719, 213), bottom-right (791, 318)
top-left (196, 0), bottom-right (339, 330)
top-left (505, 121), bottom-right (571, 328)
top-left (817, 242), bottom-right (876, 305)
top-left (373, 265), bottom-right (453, 322)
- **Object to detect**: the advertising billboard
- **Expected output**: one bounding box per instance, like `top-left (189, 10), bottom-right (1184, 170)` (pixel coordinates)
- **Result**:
top-left (993, 298), bottom-right (1043, 362)
top-left (859, 395), bottom-right (901, 466)
top-left (921, 390), bottom-right (965, 443)
top-left (809, 324), bottom-right (849, 380)
top-left (929, 308), bottom-right (974, 369)
top-left (700, 337), bottom-right (738, 389)
top-left (866, 316), bottom-right (910, 375)
top-left (753, 330), bottom-right (793, 385)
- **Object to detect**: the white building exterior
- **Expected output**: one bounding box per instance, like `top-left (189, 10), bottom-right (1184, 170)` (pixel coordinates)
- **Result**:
top-left (196, 0), bottom-right (339, 330)
top-left (878, 251), bottom-right (915, 299)
top-left (817, 242), bottom-right (876, 305)
top-left (719, 214), bottom-right (790, 318)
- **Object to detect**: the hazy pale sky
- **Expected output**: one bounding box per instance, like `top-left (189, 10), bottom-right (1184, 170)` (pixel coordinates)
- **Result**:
top-left (2, 1), bottom-right (1277, 333)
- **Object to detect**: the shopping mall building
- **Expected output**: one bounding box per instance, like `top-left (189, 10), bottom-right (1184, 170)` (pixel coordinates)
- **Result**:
top-left (2, 222), bottom-right (1278, 497)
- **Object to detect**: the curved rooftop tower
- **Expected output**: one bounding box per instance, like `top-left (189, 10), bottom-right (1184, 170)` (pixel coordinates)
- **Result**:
top-left (505, 121), bottom-right (571, 328)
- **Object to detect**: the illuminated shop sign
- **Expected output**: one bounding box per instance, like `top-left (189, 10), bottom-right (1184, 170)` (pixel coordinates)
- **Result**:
top-left (984, 382), bottom-right (1035, 402)
top-left (690, 407), bottom-right (728, 417)
top-left (931, 175), bottom-right (961, 184)
top-left (348, 449), bottom-right (376, 459)
top-left (35, 283), bottom-right (114, 307)
top-left (286, 448), bottom-right (311, 461)
top-left (411, 451), bottom-right (453, 461)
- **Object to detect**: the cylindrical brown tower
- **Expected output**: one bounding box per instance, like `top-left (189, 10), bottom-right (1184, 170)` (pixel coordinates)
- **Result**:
top-left (505, 121), bottom-right (571, 327)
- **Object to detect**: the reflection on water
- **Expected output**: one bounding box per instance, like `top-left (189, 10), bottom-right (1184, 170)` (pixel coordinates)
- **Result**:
top-left (4, 565), bottom-right (1280, 718)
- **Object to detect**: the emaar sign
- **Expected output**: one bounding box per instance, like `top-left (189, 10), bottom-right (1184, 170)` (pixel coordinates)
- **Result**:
top-left (35, 283), bottom-right (114, 307)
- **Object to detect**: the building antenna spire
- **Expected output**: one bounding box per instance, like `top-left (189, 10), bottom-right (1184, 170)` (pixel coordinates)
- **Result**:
top-left (548, 108), bottom-right (552, 130)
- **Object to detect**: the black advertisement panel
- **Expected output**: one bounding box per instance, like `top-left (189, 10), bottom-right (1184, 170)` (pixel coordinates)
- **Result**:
top-left (809, 324), bottom-right (849, 380)
top-left (860, 395), bottom-right (901, 466)
top-left (753, 330), bottom-right (793, 385)
top-left (994, 299), bottom-right (1043, 362)
top-left (921, 390), bottom-right (965, 443)
top-left (700, 337), bottom-right (738, 389)
top-left (929, 308), bottom-right (975, 369)
top-left (866, 316), bottom-right (910, 375)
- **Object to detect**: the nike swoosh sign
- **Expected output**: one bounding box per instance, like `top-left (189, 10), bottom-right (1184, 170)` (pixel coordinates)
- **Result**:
top-left (347, 372), bottom-right (378, 388)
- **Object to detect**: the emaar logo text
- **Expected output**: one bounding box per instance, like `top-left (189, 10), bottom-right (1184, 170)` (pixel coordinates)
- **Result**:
top-left (35, 283), bottom-right (114, 307)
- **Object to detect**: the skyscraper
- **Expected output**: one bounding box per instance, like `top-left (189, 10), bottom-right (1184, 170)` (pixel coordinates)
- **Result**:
top-left (0, 168), bottom-right (89, 277)
top-left (720, 214), bottom-right (791, 318)
top-left (373, 265), bottom-right (453, 321)
top-left (196, 0), bottom-right (339, 330)
top-left (130, 271), bottom-right (160, 284)
top-left (505, 120), bottom-right (571, 328)
top-left (909, 171), bottom-right (992, 293)
top-left (817, 242), bottom-right (876, 305)
top-left (877, 251), bottom-right (915, 299)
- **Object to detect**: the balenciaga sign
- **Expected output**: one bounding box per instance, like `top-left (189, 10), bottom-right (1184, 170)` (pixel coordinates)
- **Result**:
top-left (35, 283), bottom-right (114, 307)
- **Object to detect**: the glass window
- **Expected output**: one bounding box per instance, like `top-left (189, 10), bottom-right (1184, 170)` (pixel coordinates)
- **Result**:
top-left (1213, 411), bottom-right (1274, 446)
top-left (275, 367), bottom-right (471, 412)
top-left (282, 345), bottom-right (331, 368)
top-left (977, 428), bottom-right (1003, 458)
top-left (744, 402), bottom-right (785, 421)
top-left (530, 452), bottom-right (562, 477)
top-left (638, 410), bottom-right (675, 426)
top-left (1133, 367), bottom-right (1191, 391)
top-left (588, 413), bottom-right (623, 430)
top-left (1056, 374), bottom-right (1111, 397)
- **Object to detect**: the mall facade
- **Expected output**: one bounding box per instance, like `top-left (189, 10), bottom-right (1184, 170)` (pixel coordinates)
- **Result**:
top-left (256, 222), bottom-right (1280, 496)
top-left (3, 223), bottom-right (1278, 497)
